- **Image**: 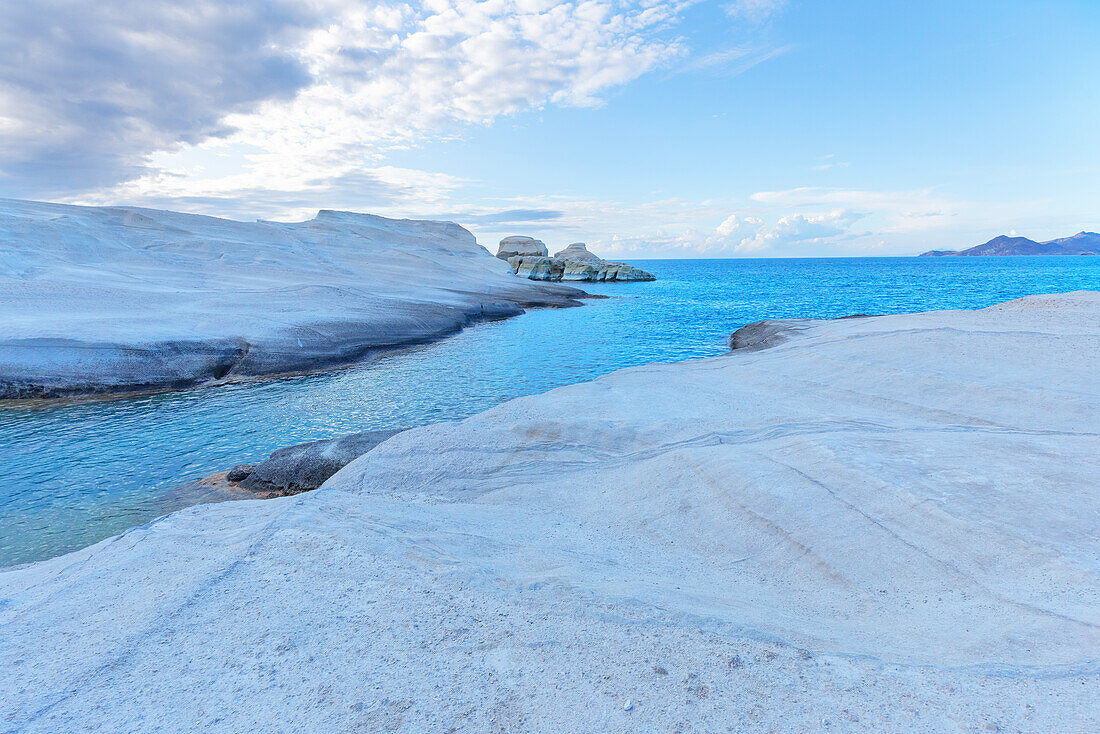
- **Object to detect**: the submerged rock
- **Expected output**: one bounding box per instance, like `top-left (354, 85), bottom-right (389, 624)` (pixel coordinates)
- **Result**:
top-left (225, 464), bottom-right (257, 482)
top-left (729, 314), bottom-right (877, 352)
top-left (498, 238), bottom-right (655, 282)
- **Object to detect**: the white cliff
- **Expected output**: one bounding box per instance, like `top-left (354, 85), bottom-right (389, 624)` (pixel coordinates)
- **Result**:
top-left (1, 292), bottom-right (1097, 731)
top-left (0, 199), bottom-right (586, 398)
top-left (496, 235), bottom-right (548, 258)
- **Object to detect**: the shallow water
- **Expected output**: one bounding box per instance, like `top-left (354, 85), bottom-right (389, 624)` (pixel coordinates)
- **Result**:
top-left (3, 256), bottom-right (1099, 567)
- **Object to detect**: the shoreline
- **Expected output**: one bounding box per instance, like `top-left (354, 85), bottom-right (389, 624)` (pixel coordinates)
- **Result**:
top-left (3, 292), bottom-right (1097, 729)
top-left (0, 293), bottom-right (605, 408)
top-left (0, 199), bottom-right (599, 402)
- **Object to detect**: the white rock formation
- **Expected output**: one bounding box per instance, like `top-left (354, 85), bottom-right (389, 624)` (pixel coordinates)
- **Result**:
top-left (553, 242), bottom-right (602, 263)
top-left (1, 292), bottom-right (1098, 731)
top-left (496, 235), bottom-right (548, 258)
top-left (0, 200), bottom-right (586, 398)
top-left (498, 237), bottom-right (655, 282)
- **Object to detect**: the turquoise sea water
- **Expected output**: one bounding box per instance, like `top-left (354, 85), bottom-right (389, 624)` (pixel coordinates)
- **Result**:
top-left (3, 256), bottom-right (1100, 567)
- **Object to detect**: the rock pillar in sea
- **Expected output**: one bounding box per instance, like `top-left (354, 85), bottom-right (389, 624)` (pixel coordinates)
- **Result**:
top-left (496, 237), bottom-right (655, 282)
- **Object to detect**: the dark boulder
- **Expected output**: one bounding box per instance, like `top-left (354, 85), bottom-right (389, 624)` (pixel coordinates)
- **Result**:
top-left (237, 429), bottom-right (406, 497)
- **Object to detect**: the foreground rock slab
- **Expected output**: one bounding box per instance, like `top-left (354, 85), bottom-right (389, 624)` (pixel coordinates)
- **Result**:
top-left (0, 200), bottom-right (587, 399)
top-left (2, 292), bottom-right (1099, 731)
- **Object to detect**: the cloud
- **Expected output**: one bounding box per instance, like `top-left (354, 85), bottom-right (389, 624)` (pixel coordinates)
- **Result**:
top-left (679, 43), bottom-right (792, 76)
top-left (447, 208), bottom-right (565, 225)
top-left (811, 153), bottom-right (851, 171)
top-left (705, 209), bottom-right (862, 254)
top-left (750, 187), bottom-right (957, 233)
top-left (0, 1), bottom-right (314, 196)
top-left (724, 0), bottom-right (787, 23)
top-left (1, 0), bottom-right (692, 205)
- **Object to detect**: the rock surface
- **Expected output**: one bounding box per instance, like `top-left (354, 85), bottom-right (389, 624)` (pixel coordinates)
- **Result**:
top-left (496, 235), bottom-right (548, 259)
top-left (728, 314), bottom-right (876, 352)
top-left (553, 242), bottom-right (603, 263)
top-left (225, 464), bottom-right (257, 483)
top-left (233, 429), bottom-right (405, 497)
top-left (0, 200), bottom-right (588, 399)
top-left (2, 292), bottom-right (1099, 731)
top-left (496, 238), bottom-right (655, 282)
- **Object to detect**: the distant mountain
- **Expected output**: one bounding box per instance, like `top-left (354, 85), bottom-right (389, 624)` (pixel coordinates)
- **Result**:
top-left (921, 231), bottom-right (1100, 256)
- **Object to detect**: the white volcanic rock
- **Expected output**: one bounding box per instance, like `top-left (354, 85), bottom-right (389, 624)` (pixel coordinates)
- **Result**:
top-left (503, 239), bottom-right (655, 282)
top-left (2, 292), bottom-right (1099, 731)
top-left (553, 242), bottom-right (602, 263)
top-left (0, 200), bottom-right (586, 398)
top-left (496, 235), bottom-right (548, 259)
top-left (508, 255), bottom-right (564, 281)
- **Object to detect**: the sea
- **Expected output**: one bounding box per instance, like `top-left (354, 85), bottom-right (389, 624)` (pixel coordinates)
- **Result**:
top-left (2, 256), bottom-right (1099, 566)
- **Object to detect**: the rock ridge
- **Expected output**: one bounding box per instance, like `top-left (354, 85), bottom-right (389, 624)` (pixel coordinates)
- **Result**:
top-left (0, 199), bottom-right (593, 400)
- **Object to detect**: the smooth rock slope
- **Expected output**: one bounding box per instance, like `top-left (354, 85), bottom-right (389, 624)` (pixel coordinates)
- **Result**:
top-left (2, 292), bottom-right (1099, 731)
top-left (0, 199), bottom-right (586, 399)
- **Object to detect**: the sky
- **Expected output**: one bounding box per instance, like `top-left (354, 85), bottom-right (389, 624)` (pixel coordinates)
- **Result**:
top-left (1, 0), bottom-right (1098, 257)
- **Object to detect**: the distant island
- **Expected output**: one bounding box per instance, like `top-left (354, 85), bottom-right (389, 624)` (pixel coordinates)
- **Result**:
top-left (921, 231), bottom-right (1100, 256)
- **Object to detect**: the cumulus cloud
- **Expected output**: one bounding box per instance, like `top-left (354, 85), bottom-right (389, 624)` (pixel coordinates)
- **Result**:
top-left (0, 1), bottom-right (314, 196)
top-left (704, 209), bottom-right (861, 254)
top-left (1, 0), bottom-right (691, 205)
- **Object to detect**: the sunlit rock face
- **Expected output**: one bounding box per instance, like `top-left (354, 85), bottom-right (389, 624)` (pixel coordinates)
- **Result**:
top-left (499, 237), bottom-right (655, 282)
top-left (496, 235), bottom-right (548, 259)
top-left (509, 255), bottom-right (565, 280)
top-left (2, 293), bottom-right (1098, 731)
top-left (553, 242), bottom-right (602, 263)
top-left (0, 200), bottom-right (588, 399)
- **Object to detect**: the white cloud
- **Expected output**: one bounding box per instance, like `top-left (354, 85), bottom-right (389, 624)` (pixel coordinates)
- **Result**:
top-left (811, 153), bottom-right (851, 171)
top-left (750, 187), bottom-right (958, 233)
top-left (679, 43), bottom-right (792, 75)
top-left (0, 1), bottom-right (316, 196)
top-left (724, 0), bottom-right (787, 23)
top-left (2, 0), bottom-right (693, 208)
top-left (467, 186), bottom-right (969, 258)
top-left (702, 209), bottom-right (861, 254)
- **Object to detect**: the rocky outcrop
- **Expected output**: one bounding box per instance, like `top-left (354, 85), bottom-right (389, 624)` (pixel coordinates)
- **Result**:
top-left (510, 255), bottom-right (564, 281)
top-left (496, 238), bottom-right (655, 282)
top-left (224, 429), bottom-right (406, 498)
top-left (553, 243), bottom-right (602, 263)
top-left (727, 319), bottom-right (813, 352)
top-left (496, 235), bottom-right (548, 259)
top-left (0, 200), bottom-right (592, 400)
top-left (728, 314), bottom-right (876, 352)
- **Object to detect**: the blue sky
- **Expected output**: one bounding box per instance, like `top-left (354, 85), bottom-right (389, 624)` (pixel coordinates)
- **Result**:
top-left (1, 0), bottom-right (1097, 256)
